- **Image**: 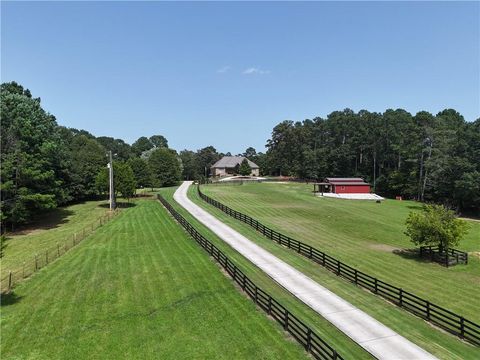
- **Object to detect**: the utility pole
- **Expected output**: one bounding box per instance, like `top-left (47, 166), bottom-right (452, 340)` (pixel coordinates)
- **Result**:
top-left (108, 150), bottom-right (115, 211)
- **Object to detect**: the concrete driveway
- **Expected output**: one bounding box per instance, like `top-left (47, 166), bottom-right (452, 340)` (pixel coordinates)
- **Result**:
top-left (174, 181), bottom-right (437, 360)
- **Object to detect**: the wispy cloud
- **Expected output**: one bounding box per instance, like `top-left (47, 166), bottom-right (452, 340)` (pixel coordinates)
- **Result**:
top-left (217, 65), bottom-right (231, 73)
top-left (242, 67), bottom-right (270, 75)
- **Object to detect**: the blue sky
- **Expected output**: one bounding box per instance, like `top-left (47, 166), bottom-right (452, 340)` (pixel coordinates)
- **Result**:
top-left (2, 1), bottom-right (479, 154)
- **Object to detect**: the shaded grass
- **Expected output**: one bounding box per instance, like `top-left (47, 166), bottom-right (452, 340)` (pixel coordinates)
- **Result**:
top-left (1, 200), bottom-right (108, 272)
top-left (1, 199), bottom-right (308, 359)
top-left (201, 183), bottom-right (480, 323)
top-left (189, 184), bottom-right (479, 359)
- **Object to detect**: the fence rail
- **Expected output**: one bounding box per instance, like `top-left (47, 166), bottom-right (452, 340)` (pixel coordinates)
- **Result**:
top-left (197, 185), bottom-right (480, 346)
top-left (157, 194), bottom-right (343, 360)
top-left (419, 246), bottom-right (468, 266)
top-left (1, 210), bottom-right (120, 294)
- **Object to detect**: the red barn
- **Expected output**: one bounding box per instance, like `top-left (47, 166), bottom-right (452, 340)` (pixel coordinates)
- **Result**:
top-left (314, 177), bottom-right (371, 194)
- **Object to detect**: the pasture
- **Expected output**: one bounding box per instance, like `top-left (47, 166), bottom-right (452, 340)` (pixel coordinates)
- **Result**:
top-left (1, 200), bottom-right (307, 359)
top-left (190, 184), bottom-right (479, 358)
top-left (1, 200), bottom-right (108, 273)
top-left (200, 182), bottom-right (480, 322)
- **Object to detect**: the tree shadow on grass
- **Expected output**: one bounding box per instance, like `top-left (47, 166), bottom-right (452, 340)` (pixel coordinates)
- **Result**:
top-left (1, 291), bottom-right (23, 306)
top-left (8, 208), bottom-right (74, 236)
top-left (406, 204), bottom-right (424, 211)
top-left (392, 248), bottom-right (431, 264)
top-left (98, 202), bottom-right (137, 209)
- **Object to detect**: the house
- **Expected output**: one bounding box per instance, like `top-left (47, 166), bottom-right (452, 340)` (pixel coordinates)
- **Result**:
top-left (211, 156), bottom-right (260, 177)
top-left (314, 177), bottom-right (371, 194)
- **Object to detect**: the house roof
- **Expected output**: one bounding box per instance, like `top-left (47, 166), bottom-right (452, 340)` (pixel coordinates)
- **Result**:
top-left (211, 156), bottom-right (259, 169)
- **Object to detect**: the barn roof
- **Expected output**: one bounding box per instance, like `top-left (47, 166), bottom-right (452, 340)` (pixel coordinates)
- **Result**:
top-left (326, 177), bottom-right (365, 183)
top-left (211, 156), bottom-right (259, 169)
top-left (324, 177), bottom-right (370, 186)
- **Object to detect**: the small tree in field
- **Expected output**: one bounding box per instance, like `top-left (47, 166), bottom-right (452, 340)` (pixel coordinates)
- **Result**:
top-left (239, 159), bottom-right (252, 176)
top-left (404, 204), bottom-right (469, 252)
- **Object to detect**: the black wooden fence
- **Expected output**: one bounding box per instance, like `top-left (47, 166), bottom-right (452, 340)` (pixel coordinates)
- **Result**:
top-left (157, 194), bottom-right (343, 360)
top-left (197, 186), bottom-right (480, 346)
top-left (420, 246), bottom-right (468, 267)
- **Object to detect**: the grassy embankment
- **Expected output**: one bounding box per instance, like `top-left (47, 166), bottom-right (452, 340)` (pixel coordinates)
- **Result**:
top-left (191, 183), bottom-right (479, 358)
top-left (1, 200), bottom-right (108, 274)
top-left (1, 199), bottom-right (309, 359)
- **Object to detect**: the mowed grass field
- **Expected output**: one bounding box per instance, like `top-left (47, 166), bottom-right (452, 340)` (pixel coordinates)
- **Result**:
top-left (157, 187), bottom-right (373, 359)
top-left (1, 199), bottom-right (308, 359)
top-left (164, 186), bottom-right (479, 359)
top-left (1, 200), bottom-right (108, 272)
top-left (188, 183), bottom-right (479, 358)
top-left (200, 182), bottom-right (480, 324)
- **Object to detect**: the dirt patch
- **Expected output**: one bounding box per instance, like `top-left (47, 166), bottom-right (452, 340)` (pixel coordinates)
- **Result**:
top-left (368, 243), bottom-right (402, 252)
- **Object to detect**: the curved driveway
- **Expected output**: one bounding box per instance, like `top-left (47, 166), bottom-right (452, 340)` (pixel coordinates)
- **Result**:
top-left (174, 181), bottom-right (437, 360)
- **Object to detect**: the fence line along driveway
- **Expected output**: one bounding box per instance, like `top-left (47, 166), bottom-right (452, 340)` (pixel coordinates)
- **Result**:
top-left (174, 181), bottom-right (437, 360)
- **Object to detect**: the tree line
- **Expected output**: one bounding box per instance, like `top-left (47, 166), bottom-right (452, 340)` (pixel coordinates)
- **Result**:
top-left (1, 81), bottom-right (478, 230)
top-left (0, 82), bottom-right (241, 230)
top-left (262, 109), bottom-right (480, 214)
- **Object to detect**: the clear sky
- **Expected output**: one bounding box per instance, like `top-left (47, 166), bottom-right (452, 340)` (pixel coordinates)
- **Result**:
top-left (2, 1), bottom-right (479, 154)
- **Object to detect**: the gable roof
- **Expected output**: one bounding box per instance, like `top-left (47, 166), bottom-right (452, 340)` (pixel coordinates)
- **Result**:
top-left (325, 177), bottom-right (370, 186)
top-left (211, 156), bottom-right (259, 169)
top-left (326, 177), bottom-right (365, 183)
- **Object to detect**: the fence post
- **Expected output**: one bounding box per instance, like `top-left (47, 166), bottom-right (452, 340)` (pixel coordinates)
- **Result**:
top-left (57, 243), bottom-right (60, 257)
top-left (74, 233), bottom-right (77, 245)
top-left (309, 246), bottom-right (312, 258)
top-left (284, 310), bottom-right (289, 330)
top-left (460, 317), bottom-right (465, 337)
top-left (322, 252), bottom-right (326, 266)
top-left (426, 301), bottom-right (430, 320)
top-left (306, 328), bottom-right (312, 351)
top-left (399, 288), bottom-right (403, 306)
top-left (333, 350), bottom-right (338, 359)
top-left (445, 252), bottom-right (449, 267)
top-left (35, 254), bottom-right (38, 271)
top-left (8, 271), bottom-right (12, 291)
top-left (337, 261), bottom-right (341, 275)
top-left (268, 297), bottom-right (272, 315)
top-left (254, 287), bottom-right (258, 303)
top-left (374, 278), bottom-right (378, 293)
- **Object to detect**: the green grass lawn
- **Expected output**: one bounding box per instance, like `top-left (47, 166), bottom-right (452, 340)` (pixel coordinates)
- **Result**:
top-left (157, 186), bottom-right (372, 359)
top-left (1, 199), bottom-right (308, 359)
top-left (188, 184), bottom-right (480, 358)
top-left (201, 183), bottom-right (480, 323)
top-left (1, 200), bottom-right (109, 274)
